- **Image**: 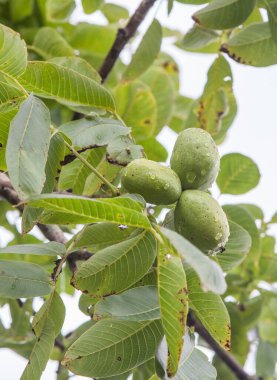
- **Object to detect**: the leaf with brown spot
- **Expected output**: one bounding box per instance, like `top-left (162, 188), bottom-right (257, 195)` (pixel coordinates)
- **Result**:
top-left (113, 80), bottom-right (157, 141)
top-left (186, 266), bottom-right (230, 350)
top-left (220, 22), bottom-right (277, 67)
top-left (157, 232), bottom-right (188, 377)
top-left (185, 55), bottom-right (235, 137)
top-left (192, 0), bottom-right (256, 30)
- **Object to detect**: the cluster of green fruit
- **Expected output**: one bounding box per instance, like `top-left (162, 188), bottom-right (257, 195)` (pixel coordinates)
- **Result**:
top-left (122, 128), bottom-right (230, 255)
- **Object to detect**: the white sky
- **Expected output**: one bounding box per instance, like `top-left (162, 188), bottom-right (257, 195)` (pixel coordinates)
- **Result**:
top-left (1, 0), bottom-right (277, 378)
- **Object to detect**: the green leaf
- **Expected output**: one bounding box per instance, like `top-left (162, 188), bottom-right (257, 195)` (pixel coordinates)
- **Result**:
top-left (141, 137), bottom-right (168, 162)
top-left (22, 132), bottom-right (66, 233)
top-left (32, 27), bottom-right (75, 59)
top-left (21, 322), bottom-right (55, 380)
top-left (10, 0), bottom-right (34, 22)
top-left (113, 80), bottom-right (157, 141)
top-left (58, 147), bottom-right (119, 196)
top-left (50, 56), bottom-right (101, 83)
top-left (0, 73), bottom-right (26, 113)
top-left (67, 222), bottom-right (135, 252)
top-left (46, 0), bottom-right (75, 22)
top-left (178, 25), bottom-right (220, 53)
top-left (215, 220), bottom-right (252, 272)
top-left (176, 0), bottom-right (208, 3)
top-left (259, 254), bottom-right (277, 282)
top-left (6, 94), bottom-right (51, 199)
top-left (0, 108), bottom-right (17, 146)
top-left (185, 56), bottom-right (235, 136)
top-left (69, 23), bottom-right (116, 61)
top-left (106, 135), bottom-right (145, 166)
top-left (0, 242), bottom-right (65, 256)
top-left (264, 0), bottom-right (277, 45)
top-left (59, 117), bottom-right (129, 149)
top-left (159, 227), bottom-right (227, 294)
top-left (256, 341), bottom-right (277, 379)
top-left (73, 231), bottom-right (156, 296)
top-left (238, 203), bottom-right (264, 220)
top-left (32, 290), bottom-right (65, 337)
top-left (0, 147), bottom-right (6, 170)
top-left (43, 132), bottom-right (66, 193)
top-left (124, 20), bottom-right (162, 81)
top-left (217, 153), bottom-right (260, 195)
top-left (0, 260), bottom-right (51, 298)
top-left (258, 297), bottom-right (277, 343)
top-left (169, 95), bottom-right (194, 134)
top-left (63, 319), bottom-right (163, 378)
top-left (168, 0), bottom-right (174, 14)
top-left (186, 267), bottom-right (230, 349)
top-left (140, 67), bottom-right (175, 134)
top-left (21, 291), bottom-right (65, 380)
top-left (0, 24), bottom-right (27, 77)
top-left (213, 356), bottom-right (236, 380)
top-left (83, 0), bottom-right (103, 13)
top-left (94, 286), bottom-right (160, 321)
top-left (223, 204), bottom-right (261, 267)
top-left (158, 235), bottom-right (188, 377)
top-left (174, 348), bottom-right (216, 380)
top-left (193, 0), bottom-right (256, 30)
top-left (101, 3), bottom-right (129, 22)
top-left (19, 61), bottom-right (115, 112)
top-left (82, 0), bottom-right (103, 14)
top-left (220, 22), bottom-right (277, 66)
top-left (27, 194), bottom-right (151, 228)
top-left (226, 297), bottom-right (262, 331)
top-left (269, 211), bottom-right (277, 223)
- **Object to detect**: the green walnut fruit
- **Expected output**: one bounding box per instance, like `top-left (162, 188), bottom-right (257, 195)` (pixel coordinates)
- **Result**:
top-left (122, 158), bottom-right (182, 205)
top-left (170, 128), bottom-right (220, 190)
top-left (174, 190), bottom-right (229, 253)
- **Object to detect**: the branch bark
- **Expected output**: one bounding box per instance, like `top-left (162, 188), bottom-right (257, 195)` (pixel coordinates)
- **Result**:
top-left (188, 312), bottom-right (259, 380)
top-left (98, 0), bottom-right (157, 82)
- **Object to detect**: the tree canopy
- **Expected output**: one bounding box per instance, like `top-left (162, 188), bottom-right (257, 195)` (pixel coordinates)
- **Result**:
top-left (0, 1), bottom-right (276, 380)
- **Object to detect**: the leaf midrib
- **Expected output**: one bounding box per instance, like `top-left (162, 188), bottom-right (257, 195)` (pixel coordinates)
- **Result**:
top-left (77, 231), bottom-right (149, 280)
top-left (68, 319), bottom-right (159, 360)
top-left (0, 273), bottom-right (49, 284)
top-left (219, 159), bottom-right (256, 192)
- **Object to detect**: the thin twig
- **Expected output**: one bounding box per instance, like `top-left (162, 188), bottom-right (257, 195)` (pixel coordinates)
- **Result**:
top-left (188, 312), bottom-right (259, 380)
top-left (63, 140), bottom-right (119, 196)
top-left (98, 0), bottom-right (157, 82)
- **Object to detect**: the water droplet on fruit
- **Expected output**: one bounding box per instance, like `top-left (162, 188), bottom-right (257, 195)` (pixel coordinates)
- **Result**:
top-left (215, 232), bottom-right (222, 241)
top-left (164, 183), bottom-right (169, 190)
top-left (74, 49), bottom-right (80, 56)
top-left (149, 173), bottom-right (156, 180)
top-left (166, 253), bottom-right (171, 260)
top-left (186, 171), bottom-right (196, 183)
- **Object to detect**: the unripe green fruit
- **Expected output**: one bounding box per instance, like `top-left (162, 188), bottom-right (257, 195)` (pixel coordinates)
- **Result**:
top-left (174, 190), bottom-right (229, 253)
top-left (170, 128), bottom-right (220, 190)
top-left (122, 158), bottom-right (182, 205)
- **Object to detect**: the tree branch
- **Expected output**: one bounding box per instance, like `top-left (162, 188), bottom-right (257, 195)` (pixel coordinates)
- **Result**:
top-left (188, 312), bottom-right (259, 380)
top-left (98, 0), bottom-right (157, 82)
